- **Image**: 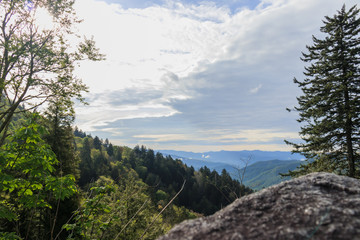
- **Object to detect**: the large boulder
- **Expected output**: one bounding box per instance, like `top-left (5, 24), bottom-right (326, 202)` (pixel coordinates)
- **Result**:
top-left (158, 172), bottom-right (360, 240)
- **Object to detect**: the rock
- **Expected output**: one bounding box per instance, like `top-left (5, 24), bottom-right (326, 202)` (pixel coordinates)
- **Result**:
top-left (158, 172), bottom-right (360, 240)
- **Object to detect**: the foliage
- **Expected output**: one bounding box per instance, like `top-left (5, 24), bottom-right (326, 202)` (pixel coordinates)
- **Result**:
top-left (44, 97), bottom-right (80, 178)
top-left (74, 127), bottom-right (87, 138)
top-left (0, 114), bottom-right (77, 239)
top-left (82, 142), bottom-right (253, 216)
top-left (65, 175), bottom-right (170, 240)
top-left (78, 137), bottom-right (96, 187)
top-left (75, 134), bottom-right (252, 223)
top-left (42, 96), bottom-right (83, 239)
top-left (0, 113), bottom-right (252, 239)
top-left (285, 5), bottom-right (360, 177)
top-left (0, 0), bottom-right (104, 145)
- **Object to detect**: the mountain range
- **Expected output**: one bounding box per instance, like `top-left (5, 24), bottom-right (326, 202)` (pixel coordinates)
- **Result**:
top-left (157, 150), bottom-right (304, 190)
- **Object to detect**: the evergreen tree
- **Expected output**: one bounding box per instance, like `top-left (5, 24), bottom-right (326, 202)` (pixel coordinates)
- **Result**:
top-left (44, 97), bottom-right (80, 178)
top-left (107, 143), bottom-right (114, 156)
top-left (43, 97), bottom-right (82, 239)
top-left (93, 136), bottom-right (102, 150)
top-left (74, 126), bottom-right (86, 138)
top-left (79, 138), bottom-right (96, 186)
top-left (286, 5), bottom-right (360, 177)
top-left (114, 146), bottom-right (123, 161)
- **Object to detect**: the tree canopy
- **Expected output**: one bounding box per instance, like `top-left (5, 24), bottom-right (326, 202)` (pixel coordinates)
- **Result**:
top-left (0, 0), bottom-right (103, 145)
top-left (285, 4), bottom-right (360, 177)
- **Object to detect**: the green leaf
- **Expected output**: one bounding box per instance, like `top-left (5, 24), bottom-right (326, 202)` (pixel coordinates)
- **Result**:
top-left (23, 189), bottom-right (33, 196)
top-left (0, 204), bottom-right (17, 221)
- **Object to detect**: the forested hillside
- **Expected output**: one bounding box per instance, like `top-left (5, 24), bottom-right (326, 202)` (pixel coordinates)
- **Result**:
top-left (0, 116), bottom-right (252, 239)
top-left (74, 128), bottom-right (253, 216)
top-left (240, 160), bottom-right (302, 190)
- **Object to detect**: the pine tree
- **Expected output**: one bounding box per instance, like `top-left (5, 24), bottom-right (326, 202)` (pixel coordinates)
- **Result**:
top-left (43, 97), bottom-right (82, 239)
top-left (93, 136), bottom-right (102, 150)
top-left (44, 97), bottom-right (80, 178)
top-left (286, 5), bottom-right (360, 177)
top-left (107, 143), bottom-right (114, 156)
top-left (79, 138), bottom-right (96, 186)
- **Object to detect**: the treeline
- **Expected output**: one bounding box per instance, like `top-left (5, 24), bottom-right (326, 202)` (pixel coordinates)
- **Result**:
top-left (74, 129), bottom-right (253, 216)
top-left (0, 113), bottom-right (186, 239)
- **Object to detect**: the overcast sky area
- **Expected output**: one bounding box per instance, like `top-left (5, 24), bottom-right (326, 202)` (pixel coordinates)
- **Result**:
top-left (72, 0), bottom-right (358, 152)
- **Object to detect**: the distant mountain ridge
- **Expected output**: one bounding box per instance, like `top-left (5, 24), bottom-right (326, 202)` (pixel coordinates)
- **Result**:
top-left (158, 150), bottom-right (304, 166)
top-left (241, 160), bottom-right (302, 190)
top-left (157, 150), bottom-right (304, 190)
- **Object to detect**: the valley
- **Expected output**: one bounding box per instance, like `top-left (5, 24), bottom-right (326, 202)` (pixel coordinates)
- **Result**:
top-left (158, 150), bottom-right (303, 190)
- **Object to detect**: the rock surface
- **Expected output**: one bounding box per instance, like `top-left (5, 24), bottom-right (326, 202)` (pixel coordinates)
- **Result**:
top-left (158, 172), bottom-right (360, 240)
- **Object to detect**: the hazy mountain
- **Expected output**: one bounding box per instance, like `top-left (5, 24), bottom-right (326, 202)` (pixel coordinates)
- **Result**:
top-left (239, 160), bottom-right (302, 190)
top-left (158, 150), bottom-right (304, 190)
top-left (158, 150), bottom-right (304, 167)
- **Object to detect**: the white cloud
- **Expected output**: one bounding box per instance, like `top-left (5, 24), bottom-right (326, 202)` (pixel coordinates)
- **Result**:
top-left (74, 0), bottom-right (233, 93)
top-left (133, 134), bottom-right (190, 142)
top-left (73, 0), bottom-right (242, 134)
top-left (250, 84), bottom-right (262, 94)
top-left (108, 126), bottom-right (300, 151)
top-left (218, 129), bottom-right (299, 143)
top-left (128, 143), bottom-right (295, 153)
top-left (76, 102), bottom-right (178, 132)
top-left (72, 0), bottom-right (358, 151)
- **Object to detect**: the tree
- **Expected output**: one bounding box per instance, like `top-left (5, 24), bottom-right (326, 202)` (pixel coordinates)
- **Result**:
top-left (107, 143), bottom-right (114, 156)
top-left (0, 0), bottom-right (104, 145)
top-left (0, 114), bottom-right (77, 239)
top-left (93, 136), bottom-right (102, 150)
top-left (74, 126), bottom-right (86, 138)
top-left (285, 5), bottom-right (360, 177)
top-left (43, 97), bottom-right (82, 239)
top-left (44, 97), bottom-right (79, 178)
top-left (232, 155), bottom-right (252, 198)
top-left (79, 137), bottom-right (96, 187)
top-left (65, 175), bottom-right (170, 240)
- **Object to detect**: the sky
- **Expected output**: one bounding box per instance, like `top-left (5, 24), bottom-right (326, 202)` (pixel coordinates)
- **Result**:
top-left (71, 0), bottom-right (358, 152)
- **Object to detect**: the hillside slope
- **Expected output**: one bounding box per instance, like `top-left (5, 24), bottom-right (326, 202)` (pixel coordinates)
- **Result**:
top-left (159, 150), bottom-right (303, 190)
top-left (240, 160), bottom-right (302, 190)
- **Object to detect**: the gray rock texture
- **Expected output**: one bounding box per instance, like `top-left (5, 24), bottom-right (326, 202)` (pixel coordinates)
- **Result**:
top-left (158, 172), bottom-right (360, 240)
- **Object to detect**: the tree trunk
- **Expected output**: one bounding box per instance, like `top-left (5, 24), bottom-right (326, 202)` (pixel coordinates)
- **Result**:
top-left (344, 89), bottom-right (355, 177)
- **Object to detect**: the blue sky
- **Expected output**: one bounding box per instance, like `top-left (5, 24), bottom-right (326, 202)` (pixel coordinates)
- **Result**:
top-left (72, 0), bottom-right (358, 152)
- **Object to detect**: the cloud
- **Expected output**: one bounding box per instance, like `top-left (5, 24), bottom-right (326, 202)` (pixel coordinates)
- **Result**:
top-left (73, 0), bottom-right (358, 151)
top-left (130, 129), bottom-right (299, 145)
top-left (250, 84), bottom-right (262, 94)
top-left (219, 129), bottom-right (300, 143)
top-left (85, 113), bottom-right (300, 153)
top-left (133, 134), bottom-right (191, 142)
top-left (88, 88), bottom-right (164, 106)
